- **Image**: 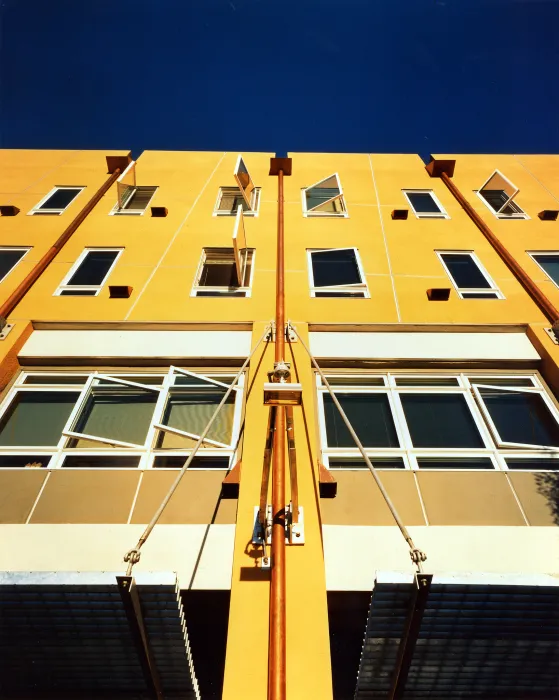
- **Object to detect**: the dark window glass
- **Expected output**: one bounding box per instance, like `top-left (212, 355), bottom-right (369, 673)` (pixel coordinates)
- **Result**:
top-left (314, 291), bottom-right (365, 298)
top-left (0, 391), bottom-right (80, 446)
top-left (153, 456), bottom-right (230, 469)
top-left (24, 375), bottom-right (87, 385)
top-left (38, 188), bottom-right (81, 211)
top-left (200, 262), bottom-right (238, 287)
top-left (218, 188), bottom-right (251, 213)
top-left (59, 289), bottom-right (98, 296)
top-left (400, 393), bottom-right (484, 448)
top-left (123, 186), bottom-right (156, 211)
top-left (328, 457), bottom-right (405, 469)
top-left (0, 455), bottom-right (52, 468)
top-left (323, 393), bottom-right (399, 448)
top-left (67, 251), bottom-right (119, 286)
top-left (479, 388), bottom-right (559, 447)
top-left (0, 250), bottom-right (27, 281)
top-left (407, 192), bottom-right (442, 214)
top-left (306, 188), bottom-right (341, 211)
top-left (479, 190), bottom-right (523, 215)
top-left (440, 254), bottom-right (491, 289)
top-left (395, 377), bottom-right (459, 387)
top-left (312, 250), bottom-right (361, 288)
top-left (196, 291), bottom-right (247, 297)
top-left (61, 455), bottom-right (141, 468)
top-left (469, 377), bottom-right (535, 387)
top-left (533, 254), bottom-right (559, 286)
top-left (460, 292), bottom-right (499, 299)
top-left (159, 390), bottom-right (235, 447)
top-left (417, 458), bottom-right (494, 469)
top-left (506, 458), bottom-right (559, 471)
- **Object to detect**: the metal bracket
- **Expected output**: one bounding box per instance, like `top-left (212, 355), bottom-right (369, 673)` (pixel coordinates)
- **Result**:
top-left (266, 322), bottom-right (276, 343)
top-left (287, 504), bottom-right (305, 544)
top-left (0, 323), bottom-right (14, 341)
top-left (286, 324), bottom-right (297, 343)
top-left (544, 327), bottom-right (559, 345)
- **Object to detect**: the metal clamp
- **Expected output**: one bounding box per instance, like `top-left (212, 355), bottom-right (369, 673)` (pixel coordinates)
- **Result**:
top-left (286, 503), bottom-right (305, 545)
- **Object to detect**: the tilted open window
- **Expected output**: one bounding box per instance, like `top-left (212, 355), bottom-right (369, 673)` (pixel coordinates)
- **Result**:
top-left (29, 187), bottom-right (84, 215)
top-left (437, 251), bottom-right (504, 299)
top-left (403, 190), bottom-right (449, 219)
top-left (214, 156), bottom-right (260, 216)
top-left (55, 248), bottom-right (123, 296)
top-left (477, 170), bottom-right (527, 219)
top-left (0, 248), bottom-right (31, 283)
top-left (308, 248), bottom-right (368, 297)
top-left (302, 173), bottom-right (347, 217)
top-left (111, 161), bottom-right (157, 215)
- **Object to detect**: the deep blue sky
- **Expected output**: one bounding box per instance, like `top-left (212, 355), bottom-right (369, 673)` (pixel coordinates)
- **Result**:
top-left (1, 0), bottom-right (558, 158)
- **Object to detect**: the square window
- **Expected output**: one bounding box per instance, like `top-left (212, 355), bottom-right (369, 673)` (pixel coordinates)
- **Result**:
top-left (55, 249), bottom-right (122, 296)
top-left (403, 190), bottom-right (448, 219)
top-left (399, 393), bottom-right (484, 448)
top-left (29, 187), bottom-right (84, 215)
top-left (437, 252), bottom-right (503, 299)
top-left (308, 248), bottom-right (368, 297)
top-left (477, 170), bottom-right (527, 219)
top-left (214, 187), bottom-right (261, 216)
top-left (323, 393), bottom-right (400, 448)
top-left (302, 174), bottom-right (347, 217)
top-left (529, 253), bottom-right (559, 288)
top-left (111, 161), bottom-right (157, 215)
top-left (0, 248), bottom-right (30, 282)
top-left (193, 248), bottom-right (254, 297)
top-left (0, 391), bottom-right (80, 446)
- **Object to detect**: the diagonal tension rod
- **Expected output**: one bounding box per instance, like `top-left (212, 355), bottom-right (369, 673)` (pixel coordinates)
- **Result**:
top-left (288, 321), bottom-right (427, 573)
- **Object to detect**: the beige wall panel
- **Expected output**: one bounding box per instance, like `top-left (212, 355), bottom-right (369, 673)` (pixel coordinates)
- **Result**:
top-left (131, 471), bottom-right (236, 524)
top-left (417, 471), bottom-right (526, 526)
top-left (320, 471), bottom-right (426, 525)
top-left (508, 472), bottom-right (559, 526)
top-left (0, 471), bottom-right (48, 523)
top-left (29, 470), bottom-right (141, 524)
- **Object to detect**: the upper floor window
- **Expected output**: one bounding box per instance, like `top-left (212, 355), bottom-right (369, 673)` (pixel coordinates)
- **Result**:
top-left (317, 372), bottom-right (559, 471)
top-left (437, 251), bottom-right (504, 299)
top-left (0, 248), bottom-right (30, 282)
top-left (55, 248), bottom-right (122, 296)
top-left (529, 252), bottom-right (559, 288)
top-left (214, 155), bottom-right (260, 216)
top-left (29, 187), bottom-right (84, 215)
top-left (111, 161), bottom-right (157, 215)
top-left (476, 170), bottom-right (527, 219)
top-left (308, 248), bottom-right (368, 297)
top-left (192, 247), bottom-right (254, 297)
top-left (0, 368), bottom-right (244, 470)
top-left (302, 174), bottom-right (347, 217)
top-left (403, 190), bottom-right (449, 219)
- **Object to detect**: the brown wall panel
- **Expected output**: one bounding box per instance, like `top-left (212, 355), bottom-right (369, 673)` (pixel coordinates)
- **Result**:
top-left (507, 472), bottom-right (559, 526)
top-left (29, 470), bottom-right (140, 524)
top-left (130, 470), bottom-right (237, 524)
top-left (0, 470), bottom-right (48, 523)
top-left (320, 471), bottom-right (426, 526)
top-left (417, 471), bottom-right (525, 526)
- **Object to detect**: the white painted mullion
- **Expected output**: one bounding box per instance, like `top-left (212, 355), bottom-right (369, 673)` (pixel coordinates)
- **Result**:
top-left (56, 374), bottom-right (96, 449)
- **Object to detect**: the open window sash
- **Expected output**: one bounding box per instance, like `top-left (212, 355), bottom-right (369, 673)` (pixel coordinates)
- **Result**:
top-left (62, 374), bottom-right (161, 448)
top-left (234, 155), bottom-right (255, 209)
top-left (153, 366), bottom-right (238, 448)
top-left (233, 205), bottom-right (248, 285)
top-left (117, 161), bottom-right (137, 209)
top-left (479, 170), bottom-right (519, 214)
top-left (472, 384), bottom-right (559, 450)
top-left (304, 173), bottom-right (344, 213)
top-left (311, 248), bottom-right (365, 289)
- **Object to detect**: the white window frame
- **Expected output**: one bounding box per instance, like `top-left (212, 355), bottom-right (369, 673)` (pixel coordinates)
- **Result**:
top-left (28, 186), bottom-right (85, 216)
top-left (213, 186), bottom-right (261, 217)
top-left (402, 190), bottom-right (449, 219)
top-left (109, 187), bottom-right (158, 216)
top-left (0, 369), bottom-right (246, 470)
top-left (54, 248), bottom-right (123, 297)
top-left (528, 252), bottom-right (559, 290)
top-left (191, 247), bottom-right (255, 298)
top-left (307, 247), bottom-right (369, 298)
top-left (436, 250), bottom-right (504, 299)
top-left (301, 173), bottom-right (348, 218)
top-left (316, 372), bottom-right (559, 472)
top-left (475, 169), bottom-right (528, 219)
top-left (0, 248), bottom-right (31, 282)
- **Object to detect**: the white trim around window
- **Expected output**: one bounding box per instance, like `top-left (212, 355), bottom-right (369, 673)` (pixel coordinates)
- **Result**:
top-left (0, 248), bottom-right (31, 282)
top-left (109, 186), bottom-right (158, 216)
top-left (402, 190), bottom-right (449, 219)
top-left (213, 187), bottom-right (261, 217)
top-left (528, 252), bottom-right (559, 289)
top-left (28, 187), bottom-right (85, 215)
top-left (191, 247), bottom-right (255, 298)
top-left (436, 251), bottom-right (504, 299)
top-left (54, 248), bottom-right (123, 297)
top-left (307, 247), bottom-right (369, 298)
top-left (302, 173), bottom-right (348, 218)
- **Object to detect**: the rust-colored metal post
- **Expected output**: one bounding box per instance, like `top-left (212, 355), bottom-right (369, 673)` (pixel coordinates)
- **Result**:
top-left (268, 157), bottom-right (292, 700)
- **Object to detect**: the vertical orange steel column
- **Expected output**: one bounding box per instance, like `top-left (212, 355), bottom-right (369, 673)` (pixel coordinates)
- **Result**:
top-left (268, 156), bottom-right (292, 700)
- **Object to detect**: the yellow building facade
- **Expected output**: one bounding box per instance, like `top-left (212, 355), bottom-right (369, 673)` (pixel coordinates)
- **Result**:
top-left (0, 148), bottom-right (557, 700)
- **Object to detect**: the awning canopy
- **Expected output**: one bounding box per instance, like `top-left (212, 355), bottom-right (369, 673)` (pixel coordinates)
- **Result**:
top-left (355, 572), bottom-right (559, 700)
top-left (0, 571), bottom-right (199, 700)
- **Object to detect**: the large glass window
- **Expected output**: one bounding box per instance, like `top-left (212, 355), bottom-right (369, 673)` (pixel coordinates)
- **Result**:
top-left (192, 248), bottom-right (254, 297)
top-left (302, 174), bottom-right (347, 217)
top-left (308, 248), bottom-right (368, 297)
top-left (317, 372), bottom-right (559, 471)
top-left (476, 170), bottom-right (527, 219)
top-left (437, 252), bottom-right (503, 299)
top-left (29, 187), bottom-right (84, 215)
top-left (55, 249), bottom-right (122, 296)
top-left (529, 253), bottom-right (559, 288)
top-left (403, 190), bottom-right (448, 219)
top-left (0, 368), bottom-right (245, 470)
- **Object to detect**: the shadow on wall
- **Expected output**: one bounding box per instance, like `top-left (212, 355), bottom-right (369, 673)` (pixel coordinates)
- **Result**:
top-left (536, 472), bottom-right (559, 525)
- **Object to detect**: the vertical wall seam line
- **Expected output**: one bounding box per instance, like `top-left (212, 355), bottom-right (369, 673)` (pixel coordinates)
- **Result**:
top-left (504, 471), bottom-right (531, 527)
top-left (124, 151), bottom-right (228, 320)
top-left (368, 155), bottom-right (401, 322)
top-left (25, 471), bottom-right (52, 524)
top-left (412, 471), bottom-right (430, 526)
top-left (127, 471), bottom-right (145, 525)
